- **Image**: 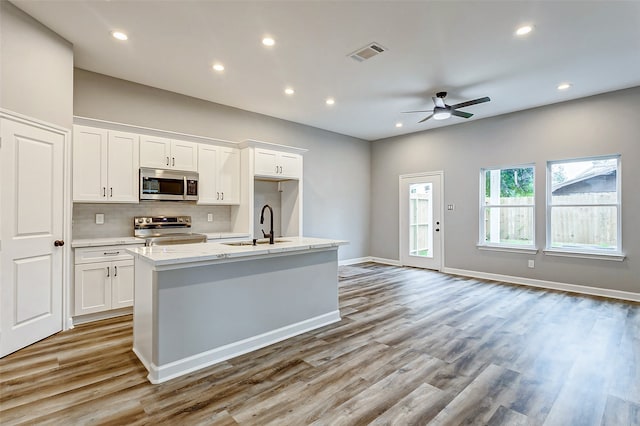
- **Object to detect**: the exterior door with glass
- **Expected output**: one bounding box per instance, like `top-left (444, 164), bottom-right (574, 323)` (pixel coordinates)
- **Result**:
top-left (400, 173), bottom-right (442, 270)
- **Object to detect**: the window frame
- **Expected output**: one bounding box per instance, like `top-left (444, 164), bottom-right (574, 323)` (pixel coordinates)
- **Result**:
top-left (478, 163), bottom-right (537, 253)
top-left (545, 154), bottom-right (623, 259)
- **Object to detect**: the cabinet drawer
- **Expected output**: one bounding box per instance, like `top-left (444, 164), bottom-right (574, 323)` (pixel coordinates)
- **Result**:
top-left (75, 245), bottom-right (139, 264)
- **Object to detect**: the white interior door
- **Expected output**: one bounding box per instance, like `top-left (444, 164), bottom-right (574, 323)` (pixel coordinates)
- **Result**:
top-left (1, 117), bottom-right (65, 357)
top-left (400, 173), bottom-right (443, 270)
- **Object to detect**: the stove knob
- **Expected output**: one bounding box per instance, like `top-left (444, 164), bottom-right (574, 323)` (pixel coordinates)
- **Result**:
top-left (146, 218), bottom-right (151, 223)
top-left (185, 218), bottom-right (190, 222)
top-left (137, 218), bottom-right (144, 224)
top-left (178, 218), bottom-right (183, 222)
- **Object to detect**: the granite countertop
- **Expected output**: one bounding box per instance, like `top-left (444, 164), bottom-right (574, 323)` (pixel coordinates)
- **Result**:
top-left (72, 232), bottom-right (251, 248)
top-left (127, 237), bottom-right (348, 267)
top-left (71, 237), bottom-right (146, 248)
top-left (205, 232), bottom-right (251, 240)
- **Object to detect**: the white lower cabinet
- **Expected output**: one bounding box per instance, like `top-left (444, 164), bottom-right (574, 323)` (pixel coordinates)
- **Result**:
top-left (74, 245), bottom-right (140, 316)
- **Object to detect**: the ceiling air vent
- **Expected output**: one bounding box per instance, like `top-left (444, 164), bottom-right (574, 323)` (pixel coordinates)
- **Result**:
top-left (349, 42), bottom-right (386, 62)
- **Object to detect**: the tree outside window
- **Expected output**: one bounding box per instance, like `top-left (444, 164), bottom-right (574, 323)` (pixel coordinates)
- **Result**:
top-left (480, 166), bottom-right (535, 247)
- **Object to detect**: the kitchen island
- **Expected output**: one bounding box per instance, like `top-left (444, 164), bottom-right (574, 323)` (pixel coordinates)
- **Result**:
top-left (128, 237), bottom-right (347, 384)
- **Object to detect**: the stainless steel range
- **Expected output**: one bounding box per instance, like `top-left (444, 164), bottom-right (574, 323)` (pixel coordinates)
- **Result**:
top-left (134, 216), bottom-right (207, 246)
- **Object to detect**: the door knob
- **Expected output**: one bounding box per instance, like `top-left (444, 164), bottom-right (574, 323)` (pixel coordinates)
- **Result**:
top-left (54, 240), bottom-right (65, 247)
top-left (435, 229), bottom-right (440, 232)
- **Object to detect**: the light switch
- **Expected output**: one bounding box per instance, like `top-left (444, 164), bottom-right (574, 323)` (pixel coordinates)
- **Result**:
top-left (96, 213), bottom-right (105, 225)
top-left (207, 213), bottom-right (213, 222)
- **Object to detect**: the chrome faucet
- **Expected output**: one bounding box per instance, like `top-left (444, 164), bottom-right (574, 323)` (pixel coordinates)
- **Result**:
top-left (260, 204), bottom-right (275, 244)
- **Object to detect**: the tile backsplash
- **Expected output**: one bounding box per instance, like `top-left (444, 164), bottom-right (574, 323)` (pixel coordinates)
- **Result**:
top-left (72, 202), bottom-right (232, 239)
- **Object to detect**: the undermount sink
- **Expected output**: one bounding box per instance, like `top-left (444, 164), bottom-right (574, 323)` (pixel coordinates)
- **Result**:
top-left (223, 239), bottom-right (291, 246)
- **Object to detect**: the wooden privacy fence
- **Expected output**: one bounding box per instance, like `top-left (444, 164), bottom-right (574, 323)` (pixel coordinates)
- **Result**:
top-left (487, 193), bottom-right (616, 247)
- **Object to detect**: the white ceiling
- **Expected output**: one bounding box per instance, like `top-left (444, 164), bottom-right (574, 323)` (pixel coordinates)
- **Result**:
top-left (12, 1), bottom-right (640, 141)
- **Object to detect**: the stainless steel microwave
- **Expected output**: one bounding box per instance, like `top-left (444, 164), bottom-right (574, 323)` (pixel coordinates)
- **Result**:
top-left (140, 168), bottom-right (198, 201)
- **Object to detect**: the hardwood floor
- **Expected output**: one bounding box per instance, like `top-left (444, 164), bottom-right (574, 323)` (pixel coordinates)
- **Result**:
top-left (1, 263), bottom-right (639, 425)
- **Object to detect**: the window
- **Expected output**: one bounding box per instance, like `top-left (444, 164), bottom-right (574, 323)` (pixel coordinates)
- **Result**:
top-left (547, 155), bottom-right (621, 255)
top-left (479, 165), bottom-right (535, 249)
top-left (409, 182), bottom-right (433, 258)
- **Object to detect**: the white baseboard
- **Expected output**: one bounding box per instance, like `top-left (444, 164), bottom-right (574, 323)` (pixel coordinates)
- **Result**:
top-left (144, 310), bottom-right (341, 384)
top-left (442, 267), bottom-right (640, 303)
top-left (339, 257), bottom-right (371, 266)
top-left (369, 257), bottom-right (402, 266)
top-left (71, 307), bottom-right (133, 326)
top-left (339, 256), bottom-right (402, 266)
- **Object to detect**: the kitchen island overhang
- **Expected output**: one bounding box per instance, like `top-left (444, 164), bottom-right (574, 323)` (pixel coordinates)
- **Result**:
top-left (128, 237), bottom-right (347, 384)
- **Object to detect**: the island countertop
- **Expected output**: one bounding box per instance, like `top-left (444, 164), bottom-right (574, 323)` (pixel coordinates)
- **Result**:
top-left (127, 236), bottom-right (348, 269)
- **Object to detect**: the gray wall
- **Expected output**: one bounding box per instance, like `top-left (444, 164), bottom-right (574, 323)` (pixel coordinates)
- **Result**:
top-left (73, 69), bottom-right (370, 260)
top-left (371, 86), bottom-right (640, 293)
top-left (0, 1), bottom-right (73, 129)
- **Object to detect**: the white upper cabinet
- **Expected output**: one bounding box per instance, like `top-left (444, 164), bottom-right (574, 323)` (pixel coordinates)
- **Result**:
top-left (171, 139), bottom-right (198, 171)
top-left (73, 125), bottom-right (139, 203)
top-left (107, 131), bottom-right (140, 202)
top-left (140, 135), bottom-right (197, 171)
top-left (254, 147), bottom-right (302, 179)
top-left (198, 144), bottom-right (240, 205)
top-left (138, 135), bottom-right (170, 169)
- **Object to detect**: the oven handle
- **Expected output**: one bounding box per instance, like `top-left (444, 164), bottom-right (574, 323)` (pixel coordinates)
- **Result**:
top-left (183, 176), bottom-right (187, 200)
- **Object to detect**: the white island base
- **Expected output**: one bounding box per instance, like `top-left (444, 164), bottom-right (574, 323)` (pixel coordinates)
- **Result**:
top-left (130, 238), bottom-right (345, 384)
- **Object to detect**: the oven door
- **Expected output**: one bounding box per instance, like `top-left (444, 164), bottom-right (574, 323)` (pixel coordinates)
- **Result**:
top-left (140, 168), bottom-right (196, 201)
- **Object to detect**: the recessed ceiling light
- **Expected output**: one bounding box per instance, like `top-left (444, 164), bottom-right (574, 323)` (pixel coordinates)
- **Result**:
top-left (395, 122), bottom-right (403, 128)
top-left (212, 64), bottom-right (225, 72)
top-left (557, 82), bottom-right (572, 90)
top-left (325, 98), bottom-right (335, 105)
top-left (111, 31), bottom-right (128, 41)
top-left (284, 88), bottom-right (295, 95)
top-left (262, 37), bottom-right (275, 47)
top-left (515, 25), bottom-right (533, 36)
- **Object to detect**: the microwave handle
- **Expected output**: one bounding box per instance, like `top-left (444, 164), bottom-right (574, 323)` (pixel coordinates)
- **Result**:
top-left (184, 176), bottom-right (187, 199)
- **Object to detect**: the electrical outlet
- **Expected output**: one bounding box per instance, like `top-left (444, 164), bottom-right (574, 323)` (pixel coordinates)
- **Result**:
top-left (528, 259), bottom-right (535, 268)
top-left (447, 204), bottom-right (455, 211)
top-left (95, 213), bottom-right (104, 225)
top-left (207, 213), bottom-right (213, 222)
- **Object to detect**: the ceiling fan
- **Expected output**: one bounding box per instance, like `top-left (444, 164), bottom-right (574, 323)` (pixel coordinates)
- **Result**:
top-left (403, 91), bottom-right (491, 123)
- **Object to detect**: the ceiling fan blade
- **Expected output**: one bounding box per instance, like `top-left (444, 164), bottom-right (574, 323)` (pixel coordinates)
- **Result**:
top-left (418, 114), bottom-right (434, 123)
top-left (451, 96), bottom-right (490, 109)
top-left (432, 96), bottom-right (446, 108)
top-left (401, 110), bottom-right (434, 113)
top-left (451, 110), bottom-right (473, 119)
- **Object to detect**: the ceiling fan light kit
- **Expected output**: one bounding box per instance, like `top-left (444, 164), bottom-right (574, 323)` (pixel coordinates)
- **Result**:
top-left (433, 110), bottom-right (451, 120)
top-left (403, 91), bottom-right (491, 123)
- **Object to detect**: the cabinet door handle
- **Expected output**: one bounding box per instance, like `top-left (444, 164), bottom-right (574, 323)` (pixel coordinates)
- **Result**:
top-left (275, 165), bottom-right (279, 174)
top-left (103, 187), bottom-right (106, 197)
top-left (216, 192), bottom-right (219, 200)
top-left (114, 266), bottom-right (118, 277)
top-left (166, 156), bottom-right (170, 166)
top-left (280, 166), bottom-right (283, 174)
top-left (103, 251), bottom-right (120, 256)
top-left (172, 157), bottom-right (175, 167)
top-left (110, 187), bottom-right (113, 197)
top-left (221, 192), bottom-right (224, 200)
top-left (106, 267), bottom-right (110, 277)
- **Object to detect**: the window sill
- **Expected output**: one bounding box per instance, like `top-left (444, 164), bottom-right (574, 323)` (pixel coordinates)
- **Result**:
top-left (543, 249), bottom-right (626, 262)
top-left (476, 244), bottom-right (538, 255)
